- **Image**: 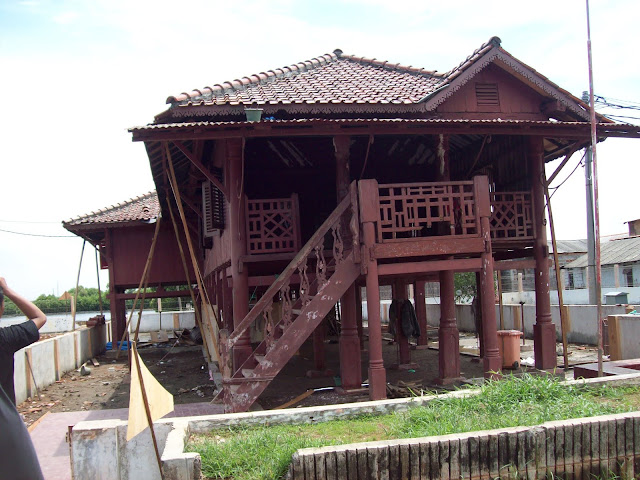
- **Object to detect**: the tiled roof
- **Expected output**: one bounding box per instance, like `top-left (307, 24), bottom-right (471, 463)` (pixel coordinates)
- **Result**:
top-left (166, 45), bottom-right (453, 111)
top-left (63, 192), bottom-right (159, 228)
top-left (565, 236), bottom-right (640, 268)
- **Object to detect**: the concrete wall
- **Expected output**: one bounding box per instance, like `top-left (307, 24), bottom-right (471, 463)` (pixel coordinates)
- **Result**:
top-left (503, 286), bottom-right (640, 305)
top-left (363, 300), bottom-right (626, 346)
top-left (288, 412), bottom-right (640, 480)
top-left (2, 311), bottom-right (194, 334)
top-left (13, 324), bottom-right (107, 404)
top-left (69, 374), bottom-right (640, 480)
top-left (70, 420), bottom-right (198, 480)
top-left (608, 314), bottom-right (640, 360)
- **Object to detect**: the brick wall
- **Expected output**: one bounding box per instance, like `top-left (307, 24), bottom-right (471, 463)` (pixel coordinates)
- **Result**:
top-left (288, 411), bottom-right (640, 479)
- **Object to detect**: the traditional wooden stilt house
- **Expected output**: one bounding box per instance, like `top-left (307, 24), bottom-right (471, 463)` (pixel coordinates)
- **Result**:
top-left (121, 36), bottom-right (639, 412)
top-left (62, 192), bottom-right (198, 343)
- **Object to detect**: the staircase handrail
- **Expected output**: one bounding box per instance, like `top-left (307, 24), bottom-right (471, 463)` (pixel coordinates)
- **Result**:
top-left (228, 182), bottom-right (358, 348)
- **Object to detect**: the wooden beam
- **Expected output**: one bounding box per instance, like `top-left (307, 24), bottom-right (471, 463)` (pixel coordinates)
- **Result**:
top-left (173, 140), bottom-right (228, 197)
top-left (374, 237), bottom-right (485, 259)
top-left (378, 258), bottom-right (482, 276)
top-left (548, 144), bottom-right (580, 185)
top-left (132, 121), bottom-right (640, 144)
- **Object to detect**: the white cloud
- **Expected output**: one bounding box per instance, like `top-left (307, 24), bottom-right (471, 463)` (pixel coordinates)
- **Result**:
top-left (52, 10), bottom-right (79, 24)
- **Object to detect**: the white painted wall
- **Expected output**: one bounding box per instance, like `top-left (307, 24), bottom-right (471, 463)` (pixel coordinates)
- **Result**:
top-left (13, 324), bottom-right (107, 404)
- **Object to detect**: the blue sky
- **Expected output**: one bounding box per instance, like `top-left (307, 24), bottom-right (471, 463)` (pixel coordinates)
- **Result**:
top-left (1, 0), bottom-right (639, 299)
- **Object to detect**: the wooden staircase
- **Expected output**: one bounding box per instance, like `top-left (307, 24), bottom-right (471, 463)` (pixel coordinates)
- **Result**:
top-left (220, 183), bottom-right (361, 413)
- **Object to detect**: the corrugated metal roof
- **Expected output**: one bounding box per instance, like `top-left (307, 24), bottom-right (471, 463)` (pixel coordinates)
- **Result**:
top-left (551, 239), bottom-right (588, 254)
top-left (565, 236), bottom-right (640, 268)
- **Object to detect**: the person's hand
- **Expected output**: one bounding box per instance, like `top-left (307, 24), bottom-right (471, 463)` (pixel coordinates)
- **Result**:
top-left (0, 277), bottom-right (7, 291)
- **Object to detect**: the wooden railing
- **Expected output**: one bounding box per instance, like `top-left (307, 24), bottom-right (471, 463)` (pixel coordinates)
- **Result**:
top-left (223, 182), bottom-right (360, 376)
top-left (377, 181), bottom-right (478, 242)
top-left (489, 191), bottom-right (534, 240)
top-left (245, 194), bottom-right (301, 255)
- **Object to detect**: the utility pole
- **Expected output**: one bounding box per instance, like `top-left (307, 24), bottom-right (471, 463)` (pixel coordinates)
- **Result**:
top-left (582, 91), bottom-right (597, 305)
top-left (586, 0), bottom-right (604, 377)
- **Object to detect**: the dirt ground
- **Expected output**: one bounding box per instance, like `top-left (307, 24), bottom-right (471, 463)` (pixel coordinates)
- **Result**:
top-left (18, 331), bottom-right (593, 427)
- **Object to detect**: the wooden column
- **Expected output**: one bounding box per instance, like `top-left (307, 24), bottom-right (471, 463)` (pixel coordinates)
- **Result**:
top-left (435, 134), bottom-right (461, 383)
top-left (414, 279), bottom-right (428, 348)
top-left (308, 319), bottom-right (330, 377)
top-left (335, 134), bottom-right (362, 385)
top-left (112, 291), bottom-right (127, 346)
top-left (529, 136), bottom-right (557, 370)
top-left (437, 270), bottom-right (460, 383)
top-left (228, 139), bottom-right (252, 370)
top-left (476, 176), bottom-right (502, 377)
top-left (339, 284), bottom-right (362, 389)
top-left (392, 281), bottom-right (413, 367)
top-left (475, 272), bottom-right (484, 358)
top-left (359, 180), bottom-right (386, 400)
top-left (356, 286), bottom-right (365, 350)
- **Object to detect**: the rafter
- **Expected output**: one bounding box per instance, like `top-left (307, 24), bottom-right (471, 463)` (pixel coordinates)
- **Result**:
top-left (172, 140), bottom-right (228, 197)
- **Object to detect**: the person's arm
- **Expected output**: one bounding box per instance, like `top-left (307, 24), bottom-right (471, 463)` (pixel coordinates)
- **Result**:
top-left (0, 278), bottom-right (46, 330)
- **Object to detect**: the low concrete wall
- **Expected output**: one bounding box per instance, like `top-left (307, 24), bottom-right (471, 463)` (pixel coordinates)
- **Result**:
top-left (70, 420), bottom-right (198, 480)
top-left (13, 324), bottom-right (107, 404)
top-left (608, 314), bottom-right (640, 360)
top-left (288, 411), bottom-right (640, 480)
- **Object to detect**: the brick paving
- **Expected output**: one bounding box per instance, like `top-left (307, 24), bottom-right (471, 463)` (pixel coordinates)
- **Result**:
top-left (30, 402), bottom-right (224, 480)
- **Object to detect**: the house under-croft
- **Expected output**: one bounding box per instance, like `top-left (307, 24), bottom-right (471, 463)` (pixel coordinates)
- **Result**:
top-left (67, 37), bottom-right (640, 412)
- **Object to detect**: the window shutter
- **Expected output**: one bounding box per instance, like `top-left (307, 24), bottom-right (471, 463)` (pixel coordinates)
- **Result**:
top-left (202, 173), bottom-right (224, 236)
top-left (475, 83), bottom-right (500, 107)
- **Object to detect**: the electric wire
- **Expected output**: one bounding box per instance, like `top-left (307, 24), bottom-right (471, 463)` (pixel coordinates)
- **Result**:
top-left (0, 227), bottom-right (76, 238)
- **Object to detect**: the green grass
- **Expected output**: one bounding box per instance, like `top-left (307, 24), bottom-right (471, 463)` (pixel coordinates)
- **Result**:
top-left (187, 374), bottom-right (640, 480)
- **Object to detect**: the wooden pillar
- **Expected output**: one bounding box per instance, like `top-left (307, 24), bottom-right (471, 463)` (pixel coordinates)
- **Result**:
top-left (476, 176), bottom-right (502, 376)
top-left (437, 270), bottom-right (460, 383)
top-left (339, 284), bottom-right (362, 389)
top-left (222, 273), bottom-right (234, 332)
top-left (392, 280), bottom-right (413, 367)
top-left (112, 291), bottom-right (126, 346)
top-left (359, 180), bottom-right (386, 400)
top-left (414, 279), bottom-right (428, 348)
top-left (308, 319), bottom-right (330, 376)
top-left (475, 272), bottom-right (484, 358)
top-left (529, 137), bottom-right (557, 370)
top-left (355, 286), bottom-right (365, 350)
top-left (435, 134), bottom-right (461, 383)
top-left (228, 138), bottom-right (252, 370)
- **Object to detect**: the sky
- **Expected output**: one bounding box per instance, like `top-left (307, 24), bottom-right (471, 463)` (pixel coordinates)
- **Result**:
top-left (1, 0), bottom-right (639, 300)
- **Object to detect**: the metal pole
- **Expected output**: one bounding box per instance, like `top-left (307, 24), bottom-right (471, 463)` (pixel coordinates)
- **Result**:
top-left (586, 0), bottom-right (604, 377)
top-left (95, 247), bottom-right (103, 316)
top-left (584, 144), bottom-right (598, 305)
top-left (73, 240), bottom-right (86, 331)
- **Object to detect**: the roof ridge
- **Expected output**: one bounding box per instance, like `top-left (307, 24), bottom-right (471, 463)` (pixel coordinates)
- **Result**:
top-left (443, 35), bottom-right (502, 81)
top-left (167, 51), bottom-right (341, 105)
top-left (63, 191), bottom-right (158, 224)
top-left (337, 51), bottom-right (441, 77)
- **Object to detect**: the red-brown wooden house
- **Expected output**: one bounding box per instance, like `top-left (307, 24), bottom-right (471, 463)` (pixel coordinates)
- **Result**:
top-left (77, 37), bottom-right (640, 412)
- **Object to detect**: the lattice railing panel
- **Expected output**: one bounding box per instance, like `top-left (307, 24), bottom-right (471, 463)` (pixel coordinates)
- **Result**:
top-left (490, 191), bottom-right (534, 240)
top-left (377, 181), bottom-right (477, 242)
top-left (246, 194), bottom-right (300, 254)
